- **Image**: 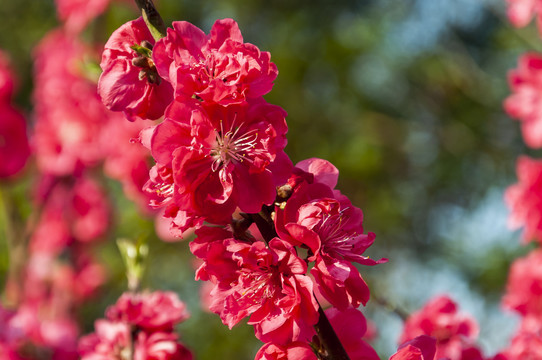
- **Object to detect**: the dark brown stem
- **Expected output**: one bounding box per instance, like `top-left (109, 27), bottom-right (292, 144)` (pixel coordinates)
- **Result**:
top-left (249, 205), bottom-right (277, 243)
top-left (251, 205), bottom-right (350, 360)
top-left (134, 0), bottom-right (167, 40)
top-left (315, 305), bottom-right (350, 360)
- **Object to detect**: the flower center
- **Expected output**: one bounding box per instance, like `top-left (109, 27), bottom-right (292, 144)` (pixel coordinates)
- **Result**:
top-left (316, 209), bottom-right (357, 254)
top-left (209, 118), bottom-right (259, 172)
top-left (192, 51), bottom-right (236, 85)
top-left (238, 267), bottom-right (277, 305)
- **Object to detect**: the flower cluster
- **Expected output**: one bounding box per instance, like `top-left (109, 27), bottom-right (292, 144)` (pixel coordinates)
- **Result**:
top-left (7, 0), bottom-right (539, 358)
top-left (0, 2), bottom-right (174, 359)
top-left (79, 291), bottom-right (193, 359)
top-left (499, 3), bottom-right (542, 358)
top-left (98, 12), bottom-right (396, 358)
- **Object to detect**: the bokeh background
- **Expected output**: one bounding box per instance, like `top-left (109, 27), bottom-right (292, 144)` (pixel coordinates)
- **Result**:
top-left (0, 0), bottom-right (535, 358)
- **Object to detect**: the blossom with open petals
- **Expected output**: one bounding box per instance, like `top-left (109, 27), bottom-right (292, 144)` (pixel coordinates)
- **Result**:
top-left (275, 158), bottom-right (385, 310)
top-left (153, 18), bottom-right (277, 105)
top-left (197, 234), bottom-right (319, 345)
top-left (150, 97), bottom-right (291, 230)
top-left (99, 17), bottom-right (173, 121)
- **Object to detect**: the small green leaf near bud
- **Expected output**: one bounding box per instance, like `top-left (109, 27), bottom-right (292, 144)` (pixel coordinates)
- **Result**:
top-left (130, 44), bottom-right (153, 58)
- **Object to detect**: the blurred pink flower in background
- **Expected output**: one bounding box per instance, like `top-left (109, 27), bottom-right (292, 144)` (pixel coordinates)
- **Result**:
top-left (504, 53), bottom-right (542, 148)
top-left (505, 156), bottom-right (542, 244)
top-left (399, 295), bottom-right (483, 360)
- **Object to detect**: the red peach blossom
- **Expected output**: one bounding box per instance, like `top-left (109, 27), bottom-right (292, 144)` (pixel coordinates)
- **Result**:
top-left (197, 234), bottom-right (319, 345)
top-left (144, 164), bottom-right (205, 237)
top-left (399, 295), bottom-right (482, 360)
top-left (505, 156), bottom-right (542, 243)
top-left (33, 29), bottom-right (110, 175)
top-left (502, 248), bottom-right (542, 316)
top-left (99, 17), bottom-right (173, 121)
top-left (504, 53), bottom-right (542, 148)
top-left (153, 18), bottom-right (277, 105)
top-left (275, 159), bottom-right (385, 309)
top-left (150, 97), bottom-right (291, 230)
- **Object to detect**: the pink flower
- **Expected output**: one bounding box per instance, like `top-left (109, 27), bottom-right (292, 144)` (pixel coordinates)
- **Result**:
top-left (153, 18), bottom-right (277, 105)
top-left (255, 342), bottom-right (317, 360)
top-left (506, 0), bottom-right (542, 30)
top-left (196, 232), bottom-right (319, 345)
top-left (79, 292), bottom-right (192, 360)
top-left (275, 158), bottom-right (385, 309)
top-left (495, 316), bottom-right (542, 360)
top-left (144, 164), bottom-right (205, 237)
top-left (8, 301), bottom-right (79, 358)
top-left (150, 97), bottom-right (291, 230)
top-left (504, 53), bottom-right (542, 148)
top-left (502, 248), bottom-right (542, 315)
top-left (99, 17), bottom-right (174, 121)
top-left (31, 175), bottom-right (110, 254)
top-left (0, 104), bottom-right (30, 179)
top-left (33, 29), bottom-right (110, 175)
top-left (55, 0), bottom-right (111, 34)
top-left (106, 291), bottom-right (189, 331)
top-left (505, 156), bottom-right (542, 243)
top-left (78, 319), bottom-right (131, 360)
top-left (326, 307), bottom-right (379, 360)
top-left (389, 336), bottom-right (437, 360)
top-left (399, 295), bottom-right (482, 360)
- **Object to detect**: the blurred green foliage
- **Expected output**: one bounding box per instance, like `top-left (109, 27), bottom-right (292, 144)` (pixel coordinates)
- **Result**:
top-left (0, 0), bottom-right (537, 358)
